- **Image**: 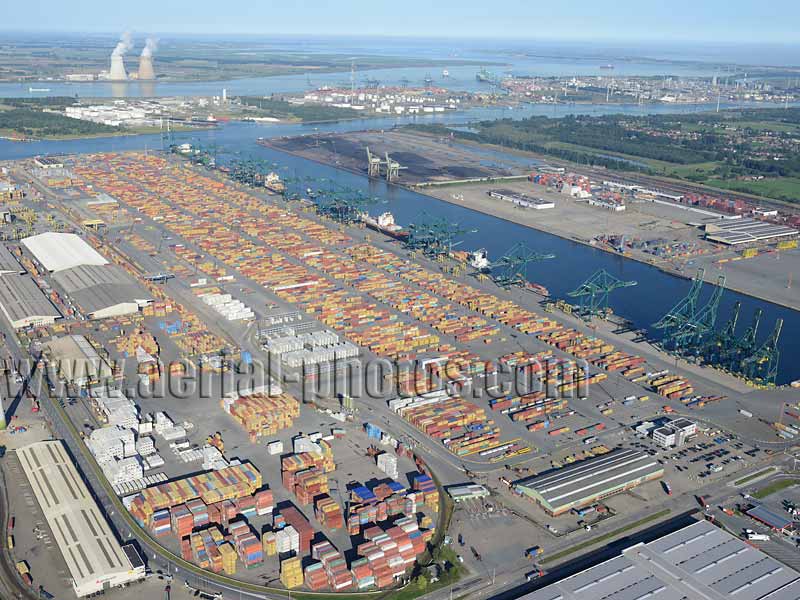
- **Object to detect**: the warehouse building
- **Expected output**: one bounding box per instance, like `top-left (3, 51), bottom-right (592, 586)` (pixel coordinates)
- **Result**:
top-left (487, 189), bottom-right (555, 209)
top-left (519, 519), bottom-right (800, 600)
top-left (705, 218), bottom-right (798, 245)
top-left (44, 334), bottom-right (114, 385)
top-left (0, 273), bottom-right (61, 329)
top-left (17, 440), bottom-right (146, 597)
top-left (0, 244), bottom-right (24, 275)
top-left (52, 264), bottom-right (151, 319)
top-left (514, 448), bottom-right (663, 516)
top-left (746, 504), bottom-right (795, 534)
top-left (447, 483), bottom-right (490, 503)
top-left (22, 231), bottom-right (109, 273)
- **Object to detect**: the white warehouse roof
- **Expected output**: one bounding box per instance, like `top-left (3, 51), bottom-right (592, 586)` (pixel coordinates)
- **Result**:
top-left (22, 232), bottom-right (109, 273)
top-left (519, 519), bottom-right (800, 600)
top-left (16, 440), bottom-right (145, 597)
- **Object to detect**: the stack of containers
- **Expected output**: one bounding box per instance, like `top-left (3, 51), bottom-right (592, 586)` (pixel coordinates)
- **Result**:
top-left (228, 521), bottom-right (263, 568)
top-left (187, 499), bottom-right (210, 529)
top-left (254, 489), bottom-right (274, 516)
top-left (171, 504), bottom-right (194, 538)
top-left (313, 541), bottom-right (352, 591)
top-left (276, 525), bottom-right (300, 554)
top-left (291, 467), bottom-right (329, 505)
top-left (273, 513), bottom-right (286, 530)
top-left (262, 531), bottom-right (277, 556)
top-left (304, 562), bottom-right (328, 591)
top-left (280, 557), bottom-right (304, 589)
top-left (357, 518), bottom-right (426, 588)
top-left (376, 453), bottom-right (398, 479)
top-left (351, 558), bottom-right (375, 589)
top-left (233, 496), bottom-right (256, 519)
top-left (280, 507), bottom-right (314, 555)
top-left (219, 542), bottom-right (237, 575)
top-left (315, 495), bottom-right (344, 530)
top-left (128, 463), bottom-right (262, 526)
top-left (412, 474), bottom-right (439, 510)
top-left (150, 509), bottom-right (171, 537)
top-left (220, 392), bottom-right (300, 441)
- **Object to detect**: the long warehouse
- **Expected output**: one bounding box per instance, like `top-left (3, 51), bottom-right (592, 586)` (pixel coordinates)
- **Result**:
top-left (16, 440), bottom-right (146, 597)
top-left (0, 273), bottom-right (61, 329)
top-left (0, 243), bottom-right (24, 275)
top-left (22, 231), bottom-right (109, 272)
top-left (705, 218), bottom-right (798, 245)
top-left (519, 519), bottom-right (800, 600)
top-left (514, 447), bottom-right (663, 516)
top-left (52, 263), bottom-right (151, 319)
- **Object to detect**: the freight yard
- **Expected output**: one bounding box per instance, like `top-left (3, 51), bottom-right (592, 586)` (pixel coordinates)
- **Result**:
top-left (1, 148), bottom-right (800, 600)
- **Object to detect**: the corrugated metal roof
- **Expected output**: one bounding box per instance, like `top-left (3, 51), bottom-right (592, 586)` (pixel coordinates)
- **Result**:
top-left (0, 244), bottom-right (23, 275)
top-left (22, 232), bottom-right (109, 273)
top-left (0, 273), bottom-right (61, 328)
top-left (52, 264), bottom-right (150, 317)
top-left (516, 448), bottom-right (663, 511)
top-left (17, 441), bottom-right (138, 596)
top-left (521, 520), bottom-right (800, 600)
top-left (747, 504), bottom-right (794, 530)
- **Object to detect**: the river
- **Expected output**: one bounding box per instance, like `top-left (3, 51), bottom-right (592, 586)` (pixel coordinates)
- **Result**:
top-left (1, 111), bottom-right (798, 385)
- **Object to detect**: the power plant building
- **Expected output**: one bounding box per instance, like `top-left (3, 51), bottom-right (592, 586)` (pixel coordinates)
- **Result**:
top-left (17, 440), bottom-right (146, 597)
top-left (52, 264), bottom-right (151, 319)
top-left (518, 519), bottom-right (800, 600)
top-left (22, 232), bottom-right (109, 273)
top-left (514, 448), bottom-right (663, 516)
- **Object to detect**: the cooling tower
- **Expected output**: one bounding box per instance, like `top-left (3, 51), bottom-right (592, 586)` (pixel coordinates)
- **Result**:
top-left (110, 54), bottom-right (128, 80)
top-left (138, 55), bottom-right (155, 80)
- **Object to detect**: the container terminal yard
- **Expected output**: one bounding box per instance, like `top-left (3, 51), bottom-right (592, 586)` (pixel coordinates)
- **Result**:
top-left (1, 149), bottom-right (800, 600)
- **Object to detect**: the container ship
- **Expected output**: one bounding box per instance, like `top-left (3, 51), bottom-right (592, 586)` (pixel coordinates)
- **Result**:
top-left (262, 172), bottom-right (286, 195)
top-left (524, 281), bottom-right (550, 297)
top-left (360, 212), bottom-right (408, 241)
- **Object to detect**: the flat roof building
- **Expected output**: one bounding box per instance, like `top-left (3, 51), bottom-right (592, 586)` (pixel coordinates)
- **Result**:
top-left (514, 448), bottom-right (663, 516)
top-left (0, 273), bottom-right (61, 329)
top-left (22, 232), bottom-right (109, 273)
top-left (45, 334), bottom-right (114, 386)
top-left (519, 519), bottom-right (800, 600)
top-left (447, 483), bottom-right (490, 503)
top-left (52, 264), bottom-right (151, 319)
top-left (0, 244), bottom-right (24, 275)
top-left (705, 218), bottom-right (797, 245)
top-left (747, 504), bottom-right (795, 533)
top-left (17, 440), bottom-right (145, 597)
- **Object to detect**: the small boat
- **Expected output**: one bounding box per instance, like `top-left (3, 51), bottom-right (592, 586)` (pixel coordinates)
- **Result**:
top-left (28, 87), bottom-right (51, 92)
top-left (442, 69), bottom-right (450, 78)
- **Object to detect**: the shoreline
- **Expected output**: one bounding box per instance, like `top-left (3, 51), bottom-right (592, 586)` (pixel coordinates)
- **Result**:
top-left (260, 139), bottom-right (800, 314)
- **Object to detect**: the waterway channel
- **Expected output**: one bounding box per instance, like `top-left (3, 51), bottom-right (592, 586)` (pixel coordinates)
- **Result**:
top-left (1, 113), bottom-right (798, 385)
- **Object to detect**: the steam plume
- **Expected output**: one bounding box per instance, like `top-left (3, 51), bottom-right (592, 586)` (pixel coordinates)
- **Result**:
top-left (141, 37), bottom-right (158, 58)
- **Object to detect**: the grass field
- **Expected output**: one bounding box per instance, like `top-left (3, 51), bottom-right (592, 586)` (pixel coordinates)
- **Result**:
top-left (734, 467), bottom-right (778, 487)
top-left (708, 177), bottom-right (800, 202)
top-left (753, 479), bottom-right (800, 499)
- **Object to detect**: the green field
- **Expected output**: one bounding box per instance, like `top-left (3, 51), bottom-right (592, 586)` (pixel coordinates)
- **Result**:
top-left (753, 479), bottom-right (800, 499)
top-left (708, 177), bottom-right (800, 202)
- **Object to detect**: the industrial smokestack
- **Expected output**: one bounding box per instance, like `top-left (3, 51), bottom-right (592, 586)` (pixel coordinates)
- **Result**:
top-left (138, 37), bottom-right (158, 80)
top-left (109, 31), bottom-right (133, 80)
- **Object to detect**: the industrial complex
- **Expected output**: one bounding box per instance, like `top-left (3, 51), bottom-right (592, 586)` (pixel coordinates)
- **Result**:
top-left (2, 50), bottom-right (800, 600)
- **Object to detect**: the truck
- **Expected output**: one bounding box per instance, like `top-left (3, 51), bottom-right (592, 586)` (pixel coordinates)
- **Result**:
top-left (525, 546), bottom-right (544, 559)
top-left (662, 481), bottom-right (672, 495)
top-left (471, 546), bottom-right (482, 561)
top-left (747, 533), bottom-right (770, 541)
top-left (526, 569), bottom-right (544, 582)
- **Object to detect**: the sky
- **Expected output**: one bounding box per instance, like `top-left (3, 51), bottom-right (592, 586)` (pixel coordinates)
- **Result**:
top-left (3, 0), bottom-right (799, 43)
